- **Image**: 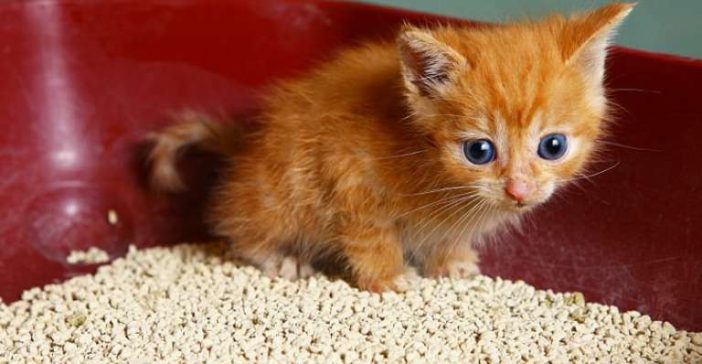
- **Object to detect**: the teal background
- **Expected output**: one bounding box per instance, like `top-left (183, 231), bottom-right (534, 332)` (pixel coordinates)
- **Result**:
top-left (358, 1), bottom-right (702, 59)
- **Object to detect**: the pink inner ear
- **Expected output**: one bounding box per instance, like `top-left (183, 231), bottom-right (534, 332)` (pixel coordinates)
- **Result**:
top-left (400, 42), bottom-right (451, 96)
top-left (401, 47), bottom-right (446, 96)
top-left (398, 30), bottom-right (466, 97)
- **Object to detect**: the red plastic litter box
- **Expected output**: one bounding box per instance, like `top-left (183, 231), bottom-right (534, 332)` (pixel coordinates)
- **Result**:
top-left (1, 0), bottom-right (700, 331)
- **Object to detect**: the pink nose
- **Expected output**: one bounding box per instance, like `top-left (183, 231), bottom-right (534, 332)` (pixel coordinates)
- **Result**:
top-left (505, 179), bottom-right (530, 202)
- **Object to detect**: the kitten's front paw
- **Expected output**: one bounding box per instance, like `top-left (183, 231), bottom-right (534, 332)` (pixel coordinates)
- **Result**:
top-left (261, 255), bottom-right (316, 280)
top-left (356, 276), bottom-right (404, 293)
top-left (425, 259), bottom-right (480, 279)
top-left (356, 270), bottom-right (416, 293)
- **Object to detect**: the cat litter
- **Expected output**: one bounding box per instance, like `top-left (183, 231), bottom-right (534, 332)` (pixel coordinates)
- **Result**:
top-left (66, 247), bottom-right (111, 265)
top-left (1, 243), bottom-right (700, 363)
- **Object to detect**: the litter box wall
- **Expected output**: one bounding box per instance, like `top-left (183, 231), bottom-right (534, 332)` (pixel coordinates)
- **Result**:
top-left (1, 0), bottom-right (700, 330)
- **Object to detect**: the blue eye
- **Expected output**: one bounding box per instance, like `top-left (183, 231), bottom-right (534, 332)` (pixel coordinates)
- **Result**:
top-left (463, 139), bottom-right (495, 165)
top-left (538, 134), bottom-right (568, 160)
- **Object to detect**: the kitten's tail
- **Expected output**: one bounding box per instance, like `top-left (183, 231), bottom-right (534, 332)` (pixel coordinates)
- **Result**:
top-left (146, 111), bottom-right (242, 192)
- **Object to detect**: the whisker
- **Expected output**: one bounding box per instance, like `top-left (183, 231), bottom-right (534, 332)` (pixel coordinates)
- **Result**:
top-left (422, 113), bottom-right (470, 118)
top-left (443, 199), bottom-right (492, 257)
top-left (406, 192), bottom-right (481, 239)
top-left (374, 149), bottom-right (427, 160)
top-left (402, 185), bottom-right (478, 196)
top-left (464, 201), bottom-right (489, 237)
top-left (396, 190), bottom-right (480, 217)
top-left (431, 199), bottom-right (483, 259)
top-left (600, 141), bottom-right (662, 152)
top-left (411, 197), bottom-right (479, 258)
top-left (474, 203), bottom-right (496, 240)
top-left (609, 88), bottom-right (662, 95)
top-left (558, 162), bottom-right (621, 183)
top-left (449, 199), bottom-right (487, 245)
top-left (564, 179), bottom-right (587, 194)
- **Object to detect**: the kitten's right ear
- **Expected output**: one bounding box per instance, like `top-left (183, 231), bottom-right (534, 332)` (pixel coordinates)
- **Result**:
top-left (398, 27), bottom-right (467, 98)
top-left (561, 3), bottom-right (635, 85)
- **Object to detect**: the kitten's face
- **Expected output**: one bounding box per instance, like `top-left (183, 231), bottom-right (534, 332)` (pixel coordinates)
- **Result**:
top-left (399, 3), bottom-right (633, 212)
top-left (431, 61), bottom-right (602, 212)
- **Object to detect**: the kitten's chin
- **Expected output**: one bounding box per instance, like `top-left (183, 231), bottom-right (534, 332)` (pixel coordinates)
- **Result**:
top-left (499, 200), bottom-right (539, 214)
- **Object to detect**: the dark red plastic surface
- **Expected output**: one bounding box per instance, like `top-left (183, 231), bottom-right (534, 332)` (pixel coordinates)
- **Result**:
top-left (1, 0), bottom-right (700, 330)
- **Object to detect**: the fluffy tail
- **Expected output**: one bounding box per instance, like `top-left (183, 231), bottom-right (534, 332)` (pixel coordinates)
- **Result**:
top-left (146, 111), bottom-right (241, 192)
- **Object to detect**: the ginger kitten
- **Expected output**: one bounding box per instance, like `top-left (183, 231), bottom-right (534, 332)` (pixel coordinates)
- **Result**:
top-left (147, 4), bottom-right (634, 292)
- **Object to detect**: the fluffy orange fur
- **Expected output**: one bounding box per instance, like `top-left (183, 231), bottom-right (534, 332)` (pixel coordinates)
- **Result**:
top-left (148, 4), bottom-right (634, 291)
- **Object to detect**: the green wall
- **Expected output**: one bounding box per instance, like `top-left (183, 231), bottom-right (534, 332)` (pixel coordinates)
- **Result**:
top-left (358, 0), bottom-right (702, 59)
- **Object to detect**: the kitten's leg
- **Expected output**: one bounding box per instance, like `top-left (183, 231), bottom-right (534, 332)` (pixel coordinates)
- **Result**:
top-left (297, 262), bottom-right (316, 278)
top-left (341, 222), bottom-right (407, 292)
top-left (276, 255), bottom-right (317, 279)
top-left (211, 163), bottom-right (317, 280)
top-left (423, 242), bottom-right (480, 279)
top-left (245, 251), bottom-right (316, 280)
top-left (230, 236), bottom-right (315, 280)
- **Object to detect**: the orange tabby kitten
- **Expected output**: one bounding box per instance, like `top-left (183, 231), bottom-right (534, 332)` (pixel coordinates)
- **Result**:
top-left (148, 4), bottom-right (633, 292)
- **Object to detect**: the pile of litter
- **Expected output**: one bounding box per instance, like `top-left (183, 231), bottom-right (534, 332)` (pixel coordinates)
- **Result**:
top-left (1, 243), bottom-right (700, 363)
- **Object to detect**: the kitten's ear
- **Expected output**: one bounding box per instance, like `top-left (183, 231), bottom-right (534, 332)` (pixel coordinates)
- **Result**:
top-left (561, 3), bottom-right (635, 84)
top-left (398, 27), bottom-right (467, 97)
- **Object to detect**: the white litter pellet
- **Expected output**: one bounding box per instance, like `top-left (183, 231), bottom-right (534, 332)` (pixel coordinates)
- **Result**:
top-left (107, 209), bottom-right (119, 225)
top-left (1, 242), bottom-right (700, 363)
top-left (66, 247), bottom-right (110, 265)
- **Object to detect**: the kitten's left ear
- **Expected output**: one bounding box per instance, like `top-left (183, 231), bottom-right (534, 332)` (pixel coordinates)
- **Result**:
top-left (561, 3), bottom-right (635, 84)
top-left (398, 26), bottom-right (467, 98)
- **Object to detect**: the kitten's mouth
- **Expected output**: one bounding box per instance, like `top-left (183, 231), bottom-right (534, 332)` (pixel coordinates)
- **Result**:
top-left (503, 200), bottom-right (536, 212)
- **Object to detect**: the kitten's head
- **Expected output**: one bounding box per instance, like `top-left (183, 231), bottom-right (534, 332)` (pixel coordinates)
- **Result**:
top-left (398, 3), bottom-right (633, 212)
